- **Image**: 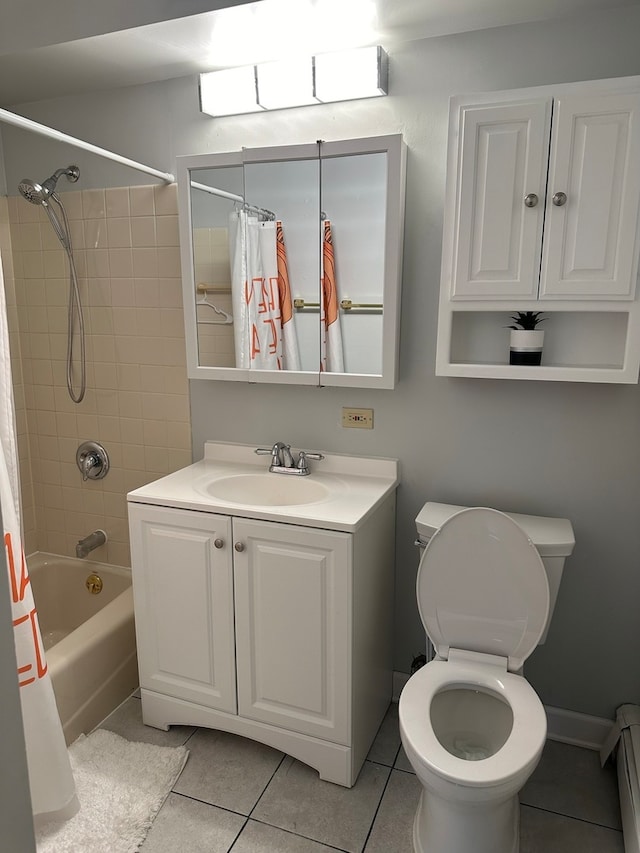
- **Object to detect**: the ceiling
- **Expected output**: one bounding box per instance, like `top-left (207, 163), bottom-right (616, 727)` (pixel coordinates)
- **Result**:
top-left (0, 0), bottom-right (636, 106)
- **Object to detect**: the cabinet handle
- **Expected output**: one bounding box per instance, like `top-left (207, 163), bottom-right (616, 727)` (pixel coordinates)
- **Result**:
top-left (524, 193), bottom-right (538, 208)
top-left (234, 542), bottom-right (245, 552)
top-left (552, 191), bottom-right (567, 207)
top-left (214, 538), bottom-right (224, 549)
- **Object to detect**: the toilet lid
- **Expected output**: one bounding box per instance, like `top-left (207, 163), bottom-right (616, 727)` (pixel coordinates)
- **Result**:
top-left (417, 507), bottom-right (550, 672)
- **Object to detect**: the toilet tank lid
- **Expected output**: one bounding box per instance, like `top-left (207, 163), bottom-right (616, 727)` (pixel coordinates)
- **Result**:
top-left (415, 502), bottom-right (575, 557)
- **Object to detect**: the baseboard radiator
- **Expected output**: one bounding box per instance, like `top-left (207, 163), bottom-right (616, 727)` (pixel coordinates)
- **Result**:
top-left (601, 704), bottom-right (640, 853)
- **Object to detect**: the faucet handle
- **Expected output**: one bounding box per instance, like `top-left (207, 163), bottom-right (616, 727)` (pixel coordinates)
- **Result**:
top-left (296, 450), bottom-right (325, 474)
top-left (255, 443), bottom-right (286, 466)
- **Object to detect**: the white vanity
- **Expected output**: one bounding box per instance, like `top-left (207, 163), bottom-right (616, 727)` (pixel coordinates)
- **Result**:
top-left (127, 442), bottom-right (398, 787)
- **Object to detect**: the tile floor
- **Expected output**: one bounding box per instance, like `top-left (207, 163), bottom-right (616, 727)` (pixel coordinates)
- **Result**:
top-left (98, 695), bottom-right (624, 853)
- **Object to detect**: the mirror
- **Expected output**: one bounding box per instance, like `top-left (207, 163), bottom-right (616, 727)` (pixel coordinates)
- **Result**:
top-left (177, 135), bottom-right (406, 388)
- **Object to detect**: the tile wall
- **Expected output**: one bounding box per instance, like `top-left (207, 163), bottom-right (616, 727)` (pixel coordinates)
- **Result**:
top-left (193, 226), bottom-right (235, 368)
top-left (6, 183), bottom-right (192, 566)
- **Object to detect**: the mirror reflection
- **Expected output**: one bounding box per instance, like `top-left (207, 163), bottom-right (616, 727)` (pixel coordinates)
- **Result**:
top-left (178, 136), bottom-right (405, 387)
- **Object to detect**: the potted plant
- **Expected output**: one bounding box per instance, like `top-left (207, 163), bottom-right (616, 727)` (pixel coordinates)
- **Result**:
top-left (508, 311), bottom-right (546, 366)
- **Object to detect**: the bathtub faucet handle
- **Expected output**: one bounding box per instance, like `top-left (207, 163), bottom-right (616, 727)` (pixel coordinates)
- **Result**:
top-left (76, 441), bottom-right (109, 482)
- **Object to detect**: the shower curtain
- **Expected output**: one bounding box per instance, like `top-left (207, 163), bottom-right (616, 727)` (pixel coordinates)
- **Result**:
top-left (320, 219), bottom-right (344, 373)
top-left (229, 210), bottom-right (300, 371)
top-left (276, 221), bottom-right (301, 371)
top-left (0, 253), bottom-right (77, 822)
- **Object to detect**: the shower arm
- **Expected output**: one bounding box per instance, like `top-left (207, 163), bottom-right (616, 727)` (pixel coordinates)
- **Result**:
top-left (0, 107), bottom-right (175, 183)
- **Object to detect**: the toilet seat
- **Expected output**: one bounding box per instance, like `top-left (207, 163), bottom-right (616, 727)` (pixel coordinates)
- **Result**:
top-left (417, 507), bottom-right (550, 672)
top-left (400, 658), bottom-right (547, 787)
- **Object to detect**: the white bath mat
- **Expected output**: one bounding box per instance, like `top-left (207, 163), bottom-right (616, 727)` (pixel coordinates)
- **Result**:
top-left (36, 728), bottom-right (189, 853)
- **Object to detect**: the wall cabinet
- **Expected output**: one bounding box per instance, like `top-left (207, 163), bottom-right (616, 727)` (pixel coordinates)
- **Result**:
top-left (437, 76), bottom-right (640, 382)
top-left (128, 497), bottom-right (395, 787)
top-left (177, 135), bottom-right (406, 388)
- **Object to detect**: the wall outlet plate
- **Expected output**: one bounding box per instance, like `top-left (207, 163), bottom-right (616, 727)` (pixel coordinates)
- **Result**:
top-left (342, 407), bottom-right (374, 429)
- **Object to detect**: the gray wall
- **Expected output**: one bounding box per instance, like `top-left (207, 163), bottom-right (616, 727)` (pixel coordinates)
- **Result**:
top-left (2, 6), bottom-right (640, 718)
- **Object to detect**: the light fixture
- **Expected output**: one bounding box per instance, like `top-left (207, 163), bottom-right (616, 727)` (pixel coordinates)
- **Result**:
top-left (314, 46), bottom-right (388, 103)
top-left (199, 66), bottom-right (261, 117)
top-left (257, 58), bottom-right (316, 110)
top-left (199, 46), bottom-right (388, 117)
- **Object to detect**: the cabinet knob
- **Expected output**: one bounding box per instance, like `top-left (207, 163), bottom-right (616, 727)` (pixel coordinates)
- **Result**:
top-left (552, 191), bottom-right (567, 207)
top-left (524, 193), bottom-right (539, 208)
top-left (214, 539), bottom-right (224, 549)
top-left (234, 542), bottom-right (245, 552)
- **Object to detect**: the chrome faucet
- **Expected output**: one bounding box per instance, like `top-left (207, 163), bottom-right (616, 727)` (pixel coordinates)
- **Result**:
top-left (255, 443), bottom-right (324, 476)
top-left (76, 529), bottom-right (107, 559)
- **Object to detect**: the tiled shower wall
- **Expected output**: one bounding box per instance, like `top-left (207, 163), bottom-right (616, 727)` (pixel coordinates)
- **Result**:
top-left (6, 183), bottom-right (192, 566)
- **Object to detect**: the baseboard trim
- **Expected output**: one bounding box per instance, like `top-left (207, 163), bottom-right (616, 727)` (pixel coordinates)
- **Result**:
top-left (393, 671), bottom-right (613, 751)
top-left (544, 704), bottom-right (613, 751)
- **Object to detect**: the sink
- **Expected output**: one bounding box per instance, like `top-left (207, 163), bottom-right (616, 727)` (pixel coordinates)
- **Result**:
top-left (202, 474), bottom-right (330, 506)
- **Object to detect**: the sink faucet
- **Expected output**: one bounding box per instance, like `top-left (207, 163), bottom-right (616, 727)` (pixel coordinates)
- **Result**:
top-left (255, 443), bottom-right (324, 476)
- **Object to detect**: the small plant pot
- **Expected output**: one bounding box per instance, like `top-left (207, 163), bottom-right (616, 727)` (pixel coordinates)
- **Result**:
top-left (509, 329), bottom-right (544, 366)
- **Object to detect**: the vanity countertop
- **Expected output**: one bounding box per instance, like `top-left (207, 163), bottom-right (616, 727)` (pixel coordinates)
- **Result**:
top-left (127, 441), bottom-right (399, 533)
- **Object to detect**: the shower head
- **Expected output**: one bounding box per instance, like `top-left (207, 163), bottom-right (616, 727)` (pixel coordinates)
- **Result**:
top-left (18, 165), bottom-right (80, 205)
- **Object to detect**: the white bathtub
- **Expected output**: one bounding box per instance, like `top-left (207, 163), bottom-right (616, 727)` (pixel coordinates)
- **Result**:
top-left (29, 552), bottom-right (139, 745)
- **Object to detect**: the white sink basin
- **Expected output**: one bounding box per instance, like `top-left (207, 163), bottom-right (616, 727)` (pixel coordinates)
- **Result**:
top-left (202, 474), bottom-right (330, 506)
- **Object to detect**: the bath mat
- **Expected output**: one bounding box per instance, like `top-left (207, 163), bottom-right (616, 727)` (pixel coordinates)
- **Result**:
top-left (36, 728), bottom-right (189, 853)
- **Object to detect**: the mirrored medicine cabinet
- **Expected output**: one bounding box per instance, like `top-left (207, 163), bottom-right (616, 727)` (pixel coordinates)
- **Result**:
top-left (177, 135), bottom-right (406, 388)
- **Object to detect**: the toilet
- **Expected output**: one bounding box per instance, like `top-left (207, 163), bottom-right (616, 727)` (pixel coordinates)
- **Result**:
top-left (399, 502), bottom-right (575, 853)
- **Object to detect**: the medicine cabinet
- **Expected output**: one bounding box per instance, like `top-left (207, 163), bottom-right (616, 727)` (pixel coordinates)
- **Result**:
top-left (436, 75), bottom-right (640, 383)
top-left (177, 135), bottom-right (406, 389)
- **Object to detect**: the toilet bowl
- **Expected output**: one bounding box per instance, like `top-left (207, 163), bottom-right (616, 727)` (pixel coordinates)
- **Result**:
top-left (399, 505), bottom-right (572, 853)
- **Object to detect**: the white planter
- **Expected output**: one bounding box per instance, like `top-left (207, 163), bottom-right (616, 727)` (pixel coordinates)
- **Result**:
top-left (509, 329), bottom-right (544, 366)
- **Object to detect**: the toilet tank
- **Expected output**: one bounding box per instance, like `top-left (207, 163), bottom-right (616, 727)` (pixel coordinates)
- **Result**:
top-left (415, 502), bottom-right (575, 643)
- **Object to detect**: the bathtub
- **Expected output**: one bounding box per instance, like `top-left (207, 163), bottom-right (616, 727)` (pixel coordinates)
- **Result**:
top-left (28, 552), bottom-right (139, 745)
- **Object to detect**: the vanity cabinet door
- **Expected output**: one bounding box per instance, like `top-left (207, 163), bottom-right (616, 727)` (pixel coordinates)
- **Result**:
top-left (128, 504), bottom-right (237, 714)
top-left (450, 98), bottom-right (551, 300)
top-left (232, 518), bottom-right (352, 744)
top-left (540, 91), bottom-right (640, 300)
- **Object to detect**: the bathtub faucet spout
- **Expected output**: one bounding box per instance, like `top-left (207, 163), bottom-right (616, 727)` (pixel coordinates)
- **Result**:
top-left (76, 529), bottom-right (107, 559)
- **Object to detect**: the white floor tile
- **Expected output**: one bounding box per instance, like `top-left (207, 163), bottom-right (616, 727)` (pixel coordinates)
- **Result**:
top-left (521, 739), bottom-right (621, 829)
top-left (172, 728), bottom-right (284, 814)
top-left (520, 804), bottom-right (624, 852)
top-left (252, 757), bottom-right (390, 853)
top-left (364, 770), bottom-right (421, 853)
top-left (233, 820), bottom-right (347, 852)
top-left (139, 793), bottom-right (245, 852)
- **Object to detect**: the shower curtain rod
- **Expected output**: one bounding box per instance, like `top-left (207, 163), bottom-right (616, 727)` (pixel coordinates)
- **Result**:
top-left (0, 107), bottom-right (175, 183)
top-left (190, 179), bottom-right (275, 220)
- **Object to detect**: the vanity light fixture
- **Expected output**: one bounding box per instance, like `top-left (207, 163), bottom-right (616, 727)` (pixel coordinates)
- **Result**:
top-left (257, 57), bottom-right (317, 110)
top-left (314, 45), bottom-right (388, 103)
top-left (199, 45), bottom-right (388, 117)
top-left (199, 65), bottom-right (261, 116)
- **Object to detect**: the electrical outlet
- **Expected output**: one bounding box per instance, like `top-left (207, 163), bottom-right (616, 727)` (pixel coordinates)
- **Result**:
top-left (342, 407), bottom-right (374, 429)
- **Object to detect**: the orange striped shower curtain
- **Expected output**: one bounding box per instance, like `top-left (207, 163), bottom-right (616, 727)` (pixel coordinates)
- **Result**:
top-left (0, 253), bottom-right (77, 822)
top-left (229, 211), bottom-right (300, 371)
top-left (320, 219), bottom-right (344, 372)
top-left (276, 221), bottom-right (301, 370)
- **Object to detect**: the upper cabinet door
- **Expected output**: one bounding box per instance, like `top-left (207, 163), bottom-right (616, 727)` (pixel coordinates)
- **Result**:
top-left (540, 92), bottom-right (640, 300)
top-left (451, 99), bottom-right (551, 300)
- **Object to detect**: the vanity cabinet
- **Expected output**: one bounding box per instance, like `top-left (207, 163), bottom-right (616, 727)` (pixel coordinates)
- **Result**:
top-left (128, 493), bottom-right (395, 787)
top-left (437, 76), bottom-right (640, 382)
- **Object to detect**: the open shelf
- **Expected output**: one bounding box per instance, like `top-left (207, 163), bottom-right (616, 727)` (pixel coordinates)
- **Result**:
top-left (437, 309), bottom-right (639, 383)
